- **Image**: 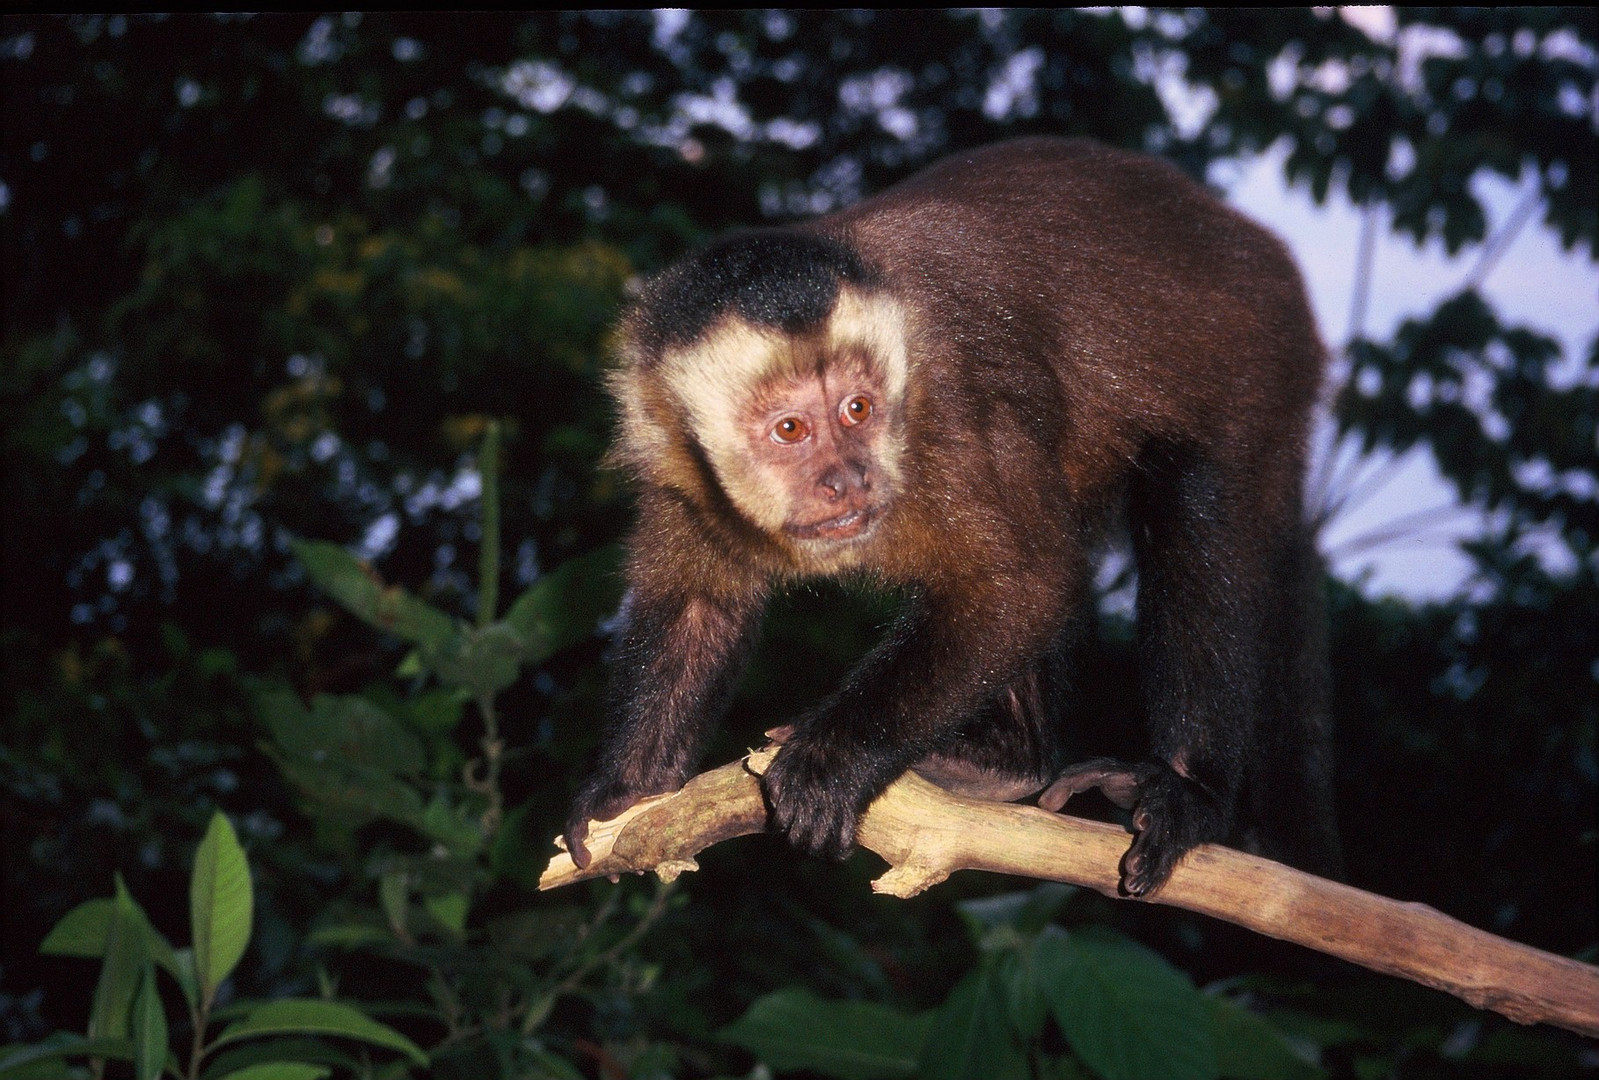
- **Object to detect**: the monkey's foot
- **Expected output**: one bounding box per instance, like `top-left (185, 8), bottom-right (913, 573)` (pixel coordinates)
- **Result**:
top-left (1039, 757), bottom-right (1224, 897)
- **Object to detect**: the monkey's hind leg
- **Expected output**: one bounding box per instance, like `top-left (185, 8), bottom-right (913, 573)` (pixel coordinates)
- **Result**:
top-left (1040, 444), bottom-right (1273, 896)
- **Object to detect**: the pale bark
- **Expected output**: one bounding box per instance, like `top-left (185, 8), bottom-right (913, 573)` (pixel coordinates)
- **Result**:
top-left (540, 748), bottom-right (1599, 1038)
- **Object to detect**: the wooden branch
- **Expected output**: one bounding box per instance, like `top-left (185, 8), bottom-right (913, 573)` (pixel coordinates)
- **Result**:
top-left (541, 748), bottom-right (1599, 1038)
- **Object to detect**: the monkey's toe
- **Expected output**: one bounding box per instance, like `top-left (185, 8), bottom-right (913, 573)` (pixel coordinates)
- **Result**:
top-left (1038, 757), bottom-right (1155, 812)
top-left (1121, 825), bottom-right (1182, 897)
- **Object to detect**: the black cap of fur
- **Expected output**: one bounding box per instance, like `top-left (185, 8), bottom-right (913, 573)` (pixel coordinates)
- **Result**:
top-left (630, 229), bottom-right (878, 357)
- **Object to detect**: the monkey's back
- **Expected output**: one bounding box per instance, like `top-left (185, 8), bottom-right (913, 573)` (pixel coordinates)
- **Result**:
top-left (815, 138), bottom-right (1325, 504)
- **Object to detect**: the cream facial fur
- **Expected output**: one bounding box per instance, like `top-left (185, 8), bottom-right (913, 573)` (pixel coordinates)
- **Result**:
top-left (649, 286), bottom-right (910, 538)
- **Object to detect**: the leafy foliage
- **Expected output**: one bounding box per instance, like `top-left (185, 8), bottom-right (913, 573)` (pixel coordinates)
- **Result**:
top-left (12, 812), bottom-right (425, 1079)
top-left (718, 886), bottom-right (1336, 1080)
top-left (2, 9), bottom-right (1595, 1080)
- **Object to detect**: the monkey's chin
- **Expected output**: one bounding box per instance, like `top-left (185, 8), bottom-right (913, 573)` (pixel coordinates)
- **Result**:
top-left (786, 507), bottom-right (877, 543)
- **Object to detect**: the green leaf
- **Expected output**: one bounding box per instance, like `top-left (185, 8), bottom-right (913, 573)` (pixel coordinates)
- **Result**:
top-left (485, 906), bottom-right (590, 961)
top-left (41, 897), bottom-right (183, 993)
top-left (88, 877), bottom-right (149, 1041)
top-left (0, 1035), bottom-right (136, 1076)
top-left (306, 924), bottom-right (393, 950)
top-left (419, 792), bottom-right (485, 855)
top-left (996, 948), bottom-right (1049, 1043)
top-left (270, 753), bottom-right (426, 832)
top-left (718, 988), bottom-right (932, 1080)
top-left (292, 539), bottom-right (459, 648)
top-left (422, 622), bottom-right (527, 697)
top-left (378, 871), bottom-right (409, 936)
top-left (130, 965), bottom-right (170, 1080)
top-left (292, 693), bottom-right (426, 776)
top-left (918, 965), bottom-right (1030, 1080)
top-left (213, 1064), bottom-right (332, 1080)
top-left (1205, 997), bottom-right (1322, 1080)
top-left (516, 1048), bottom-right (586, 1080)
top-left (168, 948), bottom-right (200, 1012)
top-left (1036, 927), bottom-right (1217, 1080)
top-left (213, 1000), bottom-right (427, 1066)
top-left (199, 1035), bottom-right (361, 1080)
top-left (407, 687), bottom-right (466, 733)
top-left (502, 546), bottom-right (623, 665)
top-left (192, 813), bottom-right (253, 1003)
top-left (40, 898), bottom-right (115, 958)
top-left (957, 883), bottom-right (1075, 939)
top-left (423, 891), bottom-right (469, 936)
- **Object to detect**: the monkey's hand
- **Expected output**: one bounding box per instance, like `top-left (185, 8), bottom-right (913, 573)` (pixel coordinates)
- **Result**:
top-left (759, 728), bottom-right (900, 861)
top-left (1039, 757), bottom-right (1226, 897)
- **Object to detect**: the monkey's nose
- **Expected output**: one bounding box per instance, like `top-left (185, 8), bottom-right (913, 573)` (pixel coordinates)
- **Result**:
top-left (817, 464), bottom-right (869, 500)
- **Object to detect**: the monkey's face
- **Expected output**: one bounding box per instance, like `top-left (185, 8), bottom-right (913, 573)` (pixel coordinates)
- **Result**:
top-left (614, 286), bottom-right (911, 567)
top-left (739, 361), bottom-right (896, 547)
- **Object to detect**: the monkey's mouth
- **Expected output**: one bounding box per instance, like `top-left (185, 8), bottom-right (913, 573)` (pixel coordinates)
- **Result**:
top-left (787, 507), bottom-right (876, 542)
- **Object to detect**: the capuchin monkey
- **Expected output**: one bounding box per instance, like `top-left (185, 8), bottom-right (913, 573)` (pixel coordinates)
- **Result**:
top-left (564, 137), bottom-right (1341, 896)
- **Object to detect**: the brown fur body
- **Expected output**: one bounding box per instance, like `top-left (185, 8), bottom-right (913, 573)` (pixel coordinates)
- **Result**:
top-left (567, 138), bottom-right (1340, 895)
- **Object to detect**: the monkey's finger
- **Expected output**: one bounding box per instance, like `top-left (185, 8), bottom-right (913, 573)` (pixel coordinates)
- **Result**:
top-left (763, 724), bottom-right (796, 745)
top-left (565, 823), bottom-right (593, 870)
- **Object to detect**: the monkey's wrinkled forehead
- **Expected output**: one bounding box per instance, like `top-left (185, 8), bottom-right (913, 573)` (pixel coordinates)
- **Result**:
top-left (651, 285), bottom-right (910, 421)
top-left (628, 229), bottom-right (881, 358)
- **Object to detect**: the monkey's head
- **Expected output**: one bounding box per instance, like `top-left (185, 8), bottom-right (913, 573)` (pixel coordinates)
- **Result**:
top-left (609, 230), bottom-right (911, 569)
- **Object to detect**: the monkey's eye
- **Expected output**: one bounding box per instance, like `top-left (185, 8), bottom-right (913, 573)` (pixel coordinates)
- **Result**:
top-left (840, 395), bottom-right (873, 427)
top-left (770, 417), bottom-right (810, 444)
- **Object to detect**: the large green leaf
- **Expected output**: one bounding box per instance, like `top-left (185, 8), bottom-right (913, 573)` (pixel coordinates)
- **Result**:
top-left (292, 539), bottom-right (459, 649)
top-left (213, 1064), bottom-right (332, 1080)
top-left (956, 883), bottom-right (1076, 942)
top-left (0, 1035), bottom-right (136, 1077)
top-left (422, 622), bottom-right (528, 697)
top-left (130, 965), bottom-right (169, 1080)
top-left (484, 906), bottom-right (591, 961)
top-left (258, 688), bottom-right (434, 835)
top-left (1035, 927), bottom-right (1217, 1080)
top-left (212, 1000), bottom-right (427, 1066)
top-left (38, 898), bottom-right (115, 958)
top-left (917, 965), bottom-right (1030, 1080)
top-left (995, 947), bottom-right (1049, 1043)
top-left (419, 792), bottom-right (485, 855)
top-left (259, 688), bottom-right (425, 776)
top-left (41, 896), bottom-right (182, 994)
top-left (1205, 996), bottom-right (1322, 1080)
top-left (191, 813), bottom-right (253, 1003)
top-left (88, 877), bottom-right (149, 1041)
top-left (198, 1035), bottom-right (360, 1080)
top-left (502, 546), bottom-right (623, 665)
top-left (719, 988), bottom-right (932, 1080)
top-left (271, 754), bottom-right (427, 832)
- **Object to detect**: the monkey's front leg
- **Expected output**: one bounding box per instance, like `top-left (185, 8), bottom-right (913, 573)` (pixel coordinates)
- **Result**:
top-left (762, 587), bottom-right (1058, 860)
top-left (564, 587), bottom-right (764, 868)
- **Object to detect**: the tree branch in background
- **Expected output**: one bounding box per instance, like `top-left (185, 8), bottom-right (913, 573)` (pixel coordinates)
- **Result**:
top-left (542, 747), bottom-right (1599, 1039)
